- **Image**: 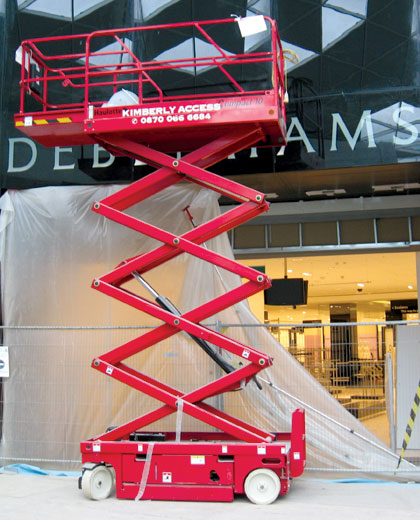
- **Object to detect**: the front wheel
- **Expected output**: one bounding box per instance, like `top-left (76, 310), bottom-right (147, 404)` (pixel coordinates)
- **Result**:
top-left (81, 464), bottom-right (114, 500)
top-left (244, 468), bottom-right (281, 505)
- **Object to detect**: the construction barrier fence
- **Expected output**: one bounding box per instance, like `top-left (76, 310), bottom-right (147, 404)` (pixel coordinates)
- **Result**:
top-left (0, 321), bottom-right (419, 474)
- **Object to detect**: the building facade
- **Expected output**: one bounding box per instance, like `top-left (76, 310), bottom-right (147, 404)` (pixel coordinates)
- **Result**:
top-left (2, 1), bottom-right (420, 331)
top-left (1, 2), bottom-right (420, 366)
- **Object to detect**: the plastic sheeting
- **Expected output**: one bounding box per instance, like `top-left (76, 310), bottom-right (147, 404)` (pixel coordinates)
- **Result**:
top-left (0, 184), bottom-right (416, 475)
top-left (0, 464), bottom-right (80, 476)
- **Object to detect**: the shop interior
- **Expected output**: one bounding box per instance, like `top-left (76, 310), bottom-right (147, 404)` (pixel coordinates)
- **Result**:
top-left (239, 251), bottom-right (419, 445)
top-left (241, 251), bottom-right (418, 324)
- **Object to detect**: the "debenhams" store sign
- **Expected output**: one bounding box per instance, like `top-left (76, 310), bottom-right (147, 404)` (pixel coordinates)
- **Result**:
top-left (6, 105), bottom-right (419, 174)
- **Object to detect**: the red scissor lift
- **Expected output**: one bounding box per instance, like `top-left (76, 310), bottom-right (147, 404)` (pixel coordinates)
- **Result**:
top-left (15, 17), bottom-right (305, 504)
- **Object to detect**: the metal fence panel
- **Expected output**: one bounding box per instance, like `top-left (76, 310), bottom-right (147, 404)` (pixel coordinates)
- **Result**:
top-left (0, 322), bottom-right (419, 474)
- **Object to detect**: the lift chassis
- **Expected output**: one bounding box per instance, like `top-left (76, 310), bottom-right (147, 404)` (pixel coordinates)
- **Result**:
top-left (15, 16), bottom-right (306, 504)
top-left (80, 412), bottom-right (305, 503)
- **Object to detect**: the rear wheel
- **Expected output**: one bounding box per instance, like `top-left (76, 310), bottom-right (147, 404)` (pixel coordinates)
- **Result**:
top-left (244, 468), bottom-right (281, 505)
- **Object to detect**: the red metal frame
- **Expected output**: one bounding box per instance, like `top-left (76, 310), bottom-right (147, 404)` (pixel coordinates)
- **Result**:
top-left (14, 17), bottom-right (305, 502)
top-left (88, 130), bottom-right (274, 443)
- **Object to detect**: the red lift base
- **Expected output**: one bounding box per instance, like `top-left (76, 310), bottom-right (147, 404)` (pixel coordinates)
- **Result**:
top-left (15, 16), bottom-right (306, 504)
top-left (80, 409), bottom-right (305, 504)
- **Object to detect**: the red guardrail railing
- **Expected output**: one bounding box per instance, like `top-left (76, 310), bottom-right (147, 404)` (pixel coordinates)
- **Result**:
top-left (18, 17), bottom-right (285, 120)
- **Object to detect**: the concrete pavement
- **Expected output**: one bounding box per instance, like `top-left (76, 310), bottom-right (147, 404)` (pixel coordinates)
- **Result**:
top-left (1, 472), bottom-right (419, 520)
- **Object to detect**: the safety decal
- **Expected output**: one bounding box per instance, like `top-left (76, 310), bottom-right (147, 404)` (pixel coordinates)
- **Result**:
top-left (190, 455), bottom-right (205, 465)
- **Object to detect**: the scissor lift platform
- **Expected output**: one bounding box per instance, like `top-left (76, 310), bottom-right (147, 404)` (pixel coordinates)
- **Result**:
top-left (14, 17), bottom-right (286, 152)
top-left (14, 16), bottom-right (305, 504)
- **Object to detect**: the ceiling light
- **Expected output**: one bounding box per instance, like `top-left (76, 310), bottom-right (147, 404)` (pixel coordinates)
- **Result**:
top-left (357, 283), bottom-right (365, 287)
top-left (372, 183), bottom-right (420, 192)
top-left (306, 189), bottom-right (346, 197)
top-left (302, 272), bottom-right (312, 276)
top-left (408, 285), bottom-right (414, 290)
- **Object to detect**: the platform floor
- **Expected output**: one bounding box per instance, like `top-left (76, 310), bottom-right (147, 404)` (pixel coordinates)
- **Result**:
top-left (1, 472), bottom-right (419, 520)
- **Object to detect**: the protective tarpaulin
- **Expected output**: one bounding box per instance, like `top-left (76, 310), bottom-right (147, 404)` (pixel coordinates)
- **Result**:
top-left (0, 184), bottom-right (415, 474)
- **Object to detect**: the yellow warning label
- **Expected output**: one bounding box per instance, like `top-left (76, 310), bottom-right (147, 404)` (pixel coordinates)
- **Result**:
top-left (15, 116), bottom-right (73, 127)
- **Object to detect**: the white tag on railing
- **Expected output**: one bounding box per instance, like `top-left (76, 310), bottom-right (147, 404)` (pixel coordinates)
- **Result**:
top-left (15, 46), bottom-right (23, 65)
top-left (237, 16), bottom-right (267, 37)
